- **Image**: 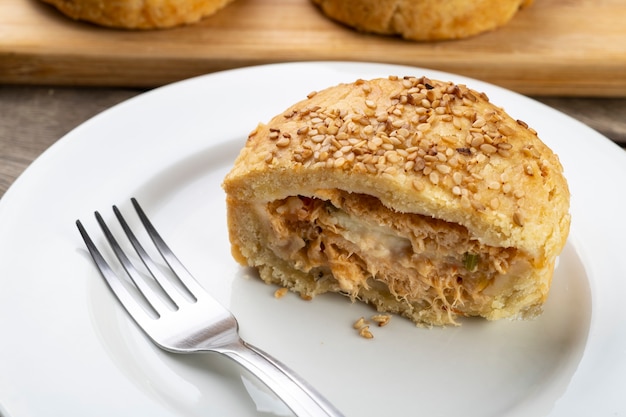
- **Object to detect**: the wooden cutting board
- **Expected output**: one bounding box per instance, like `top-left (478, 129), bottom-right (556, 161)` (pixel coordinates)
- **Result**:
top-left (1, 0), bottom-right (625, 96)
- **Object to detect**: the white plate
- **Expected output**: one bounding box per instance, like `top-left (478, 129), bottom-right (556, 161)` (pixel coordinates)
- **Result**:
top-left (1, 62), bottom-right (625, 417)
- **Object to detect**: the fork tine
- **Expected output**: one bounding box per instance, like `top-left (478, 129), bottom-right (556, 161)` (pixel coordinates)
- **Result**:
top-left (94, 210), bottom-right (173, 318)
top-left (76, 219), bottom-right (158, 324)
top-left (130, 198), bottom-right (207, 300)
top-left (112, 205), bottom-right (189, 309)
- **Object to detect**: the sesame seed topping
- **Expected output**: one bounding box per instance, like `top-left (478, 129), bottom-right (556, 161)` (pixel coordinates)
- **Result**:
top-left (275, 137), bottom-right (291, 147)
top-left (333, 157), bottom-right (346, 168)
top-left (253, 75), bottom-right (549, 229)
top-left (429, 171), bottom-right (440, 185)
top-left (479, 143), bottom-right (498, 154)
top-left (413, 179), bottom-right (425, 191)
top-left (436, 164), bottom-right (452, 174)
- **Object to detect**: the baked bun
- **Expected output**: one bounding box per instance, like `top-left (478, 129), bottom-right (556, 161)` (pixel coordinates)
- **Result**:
top-left (41, 0), bottom-right (236, 29)
top-left (311, 0), bottom-right (534, 41)
top-left (222, 75), bottom-right (570, 326)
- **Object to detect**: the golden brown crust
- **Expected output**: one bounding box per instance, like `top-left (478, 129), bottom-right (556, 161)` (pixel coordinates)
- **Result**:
top-left (40, 0), bottom-right (236, 29)
top-left (225, 76), bottom-right (569, 260)
top-left (223, 75), bottom-right (570, 326)
top-left (311, 0), bottom-right (534, 41)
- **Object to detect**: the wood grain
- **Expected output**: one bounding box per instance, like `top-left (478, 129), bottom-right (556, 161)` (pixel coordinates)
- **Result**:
top-left (0, 86), bottom-right (141, 197)
top-left (1, 0), bottom-right (626, 96)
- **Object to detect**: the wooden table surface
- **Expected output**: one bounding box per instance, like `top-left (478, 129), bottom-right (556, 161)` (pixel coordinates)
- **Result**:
top-left (3, 0), bottom-right (626, 96)
top-left (1, 84), bottom-right (625, 200)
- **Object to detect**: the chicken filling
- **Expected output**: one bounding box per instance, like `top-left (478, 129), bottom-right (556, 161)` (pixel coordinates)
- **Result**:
top-left (262, 190), bottom-right (525, 318)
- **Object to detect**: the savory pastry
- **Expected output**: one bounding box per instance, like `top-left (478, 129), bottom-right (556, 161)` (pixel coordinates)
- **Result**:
top-left (311, 0), bottom-right (534, 41)
top-left (222, 75), bottom-right (570, 326)
top-left (40, 0), bottom-right (236, 29)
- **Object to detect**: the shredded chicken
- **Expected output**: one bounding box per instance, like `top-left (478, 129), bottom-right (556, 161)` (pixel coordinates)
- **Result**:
top-left (264, 191), bottom-right (524, 323)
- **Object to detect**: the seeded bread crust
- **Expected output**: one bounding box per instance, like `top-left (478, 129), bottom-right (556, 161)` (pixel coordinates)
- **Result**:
top-left (40, 0), bottom-right (236, 29)
top-left (311, 0), bottom-right (534, 41)
top-left (223, 76), bottom-right (570, 326)
top-left (224, 76), bottom-right (569, 260)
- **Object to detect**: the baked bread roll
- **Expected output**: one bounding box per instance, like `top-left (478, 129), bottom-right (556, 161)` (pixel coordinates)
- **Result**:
top-left (311, 0), bottom-right (534, 41)
top-left (223, 75), bottom-right (570, 326)
top-left (40, 0), bottom-right (236, 29)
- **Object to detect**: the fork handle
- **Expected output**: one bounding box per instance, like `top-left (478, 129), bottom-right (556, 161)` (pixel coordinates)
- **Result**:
top-left (216, 340), bottom-right (345, 417)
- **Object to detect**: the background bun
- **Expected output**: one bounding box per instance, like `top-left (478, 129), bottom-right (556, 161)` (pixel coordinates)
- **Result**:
top-left (41, 0), bottom-right (237, 29)
top-left (311, 0), bottom-right (534, 40)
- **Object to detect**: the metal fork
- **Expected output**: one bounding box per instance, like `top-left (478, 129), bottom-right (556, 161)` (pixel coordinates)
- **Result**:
top-left (76, 198), bottom-right (344, 417)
